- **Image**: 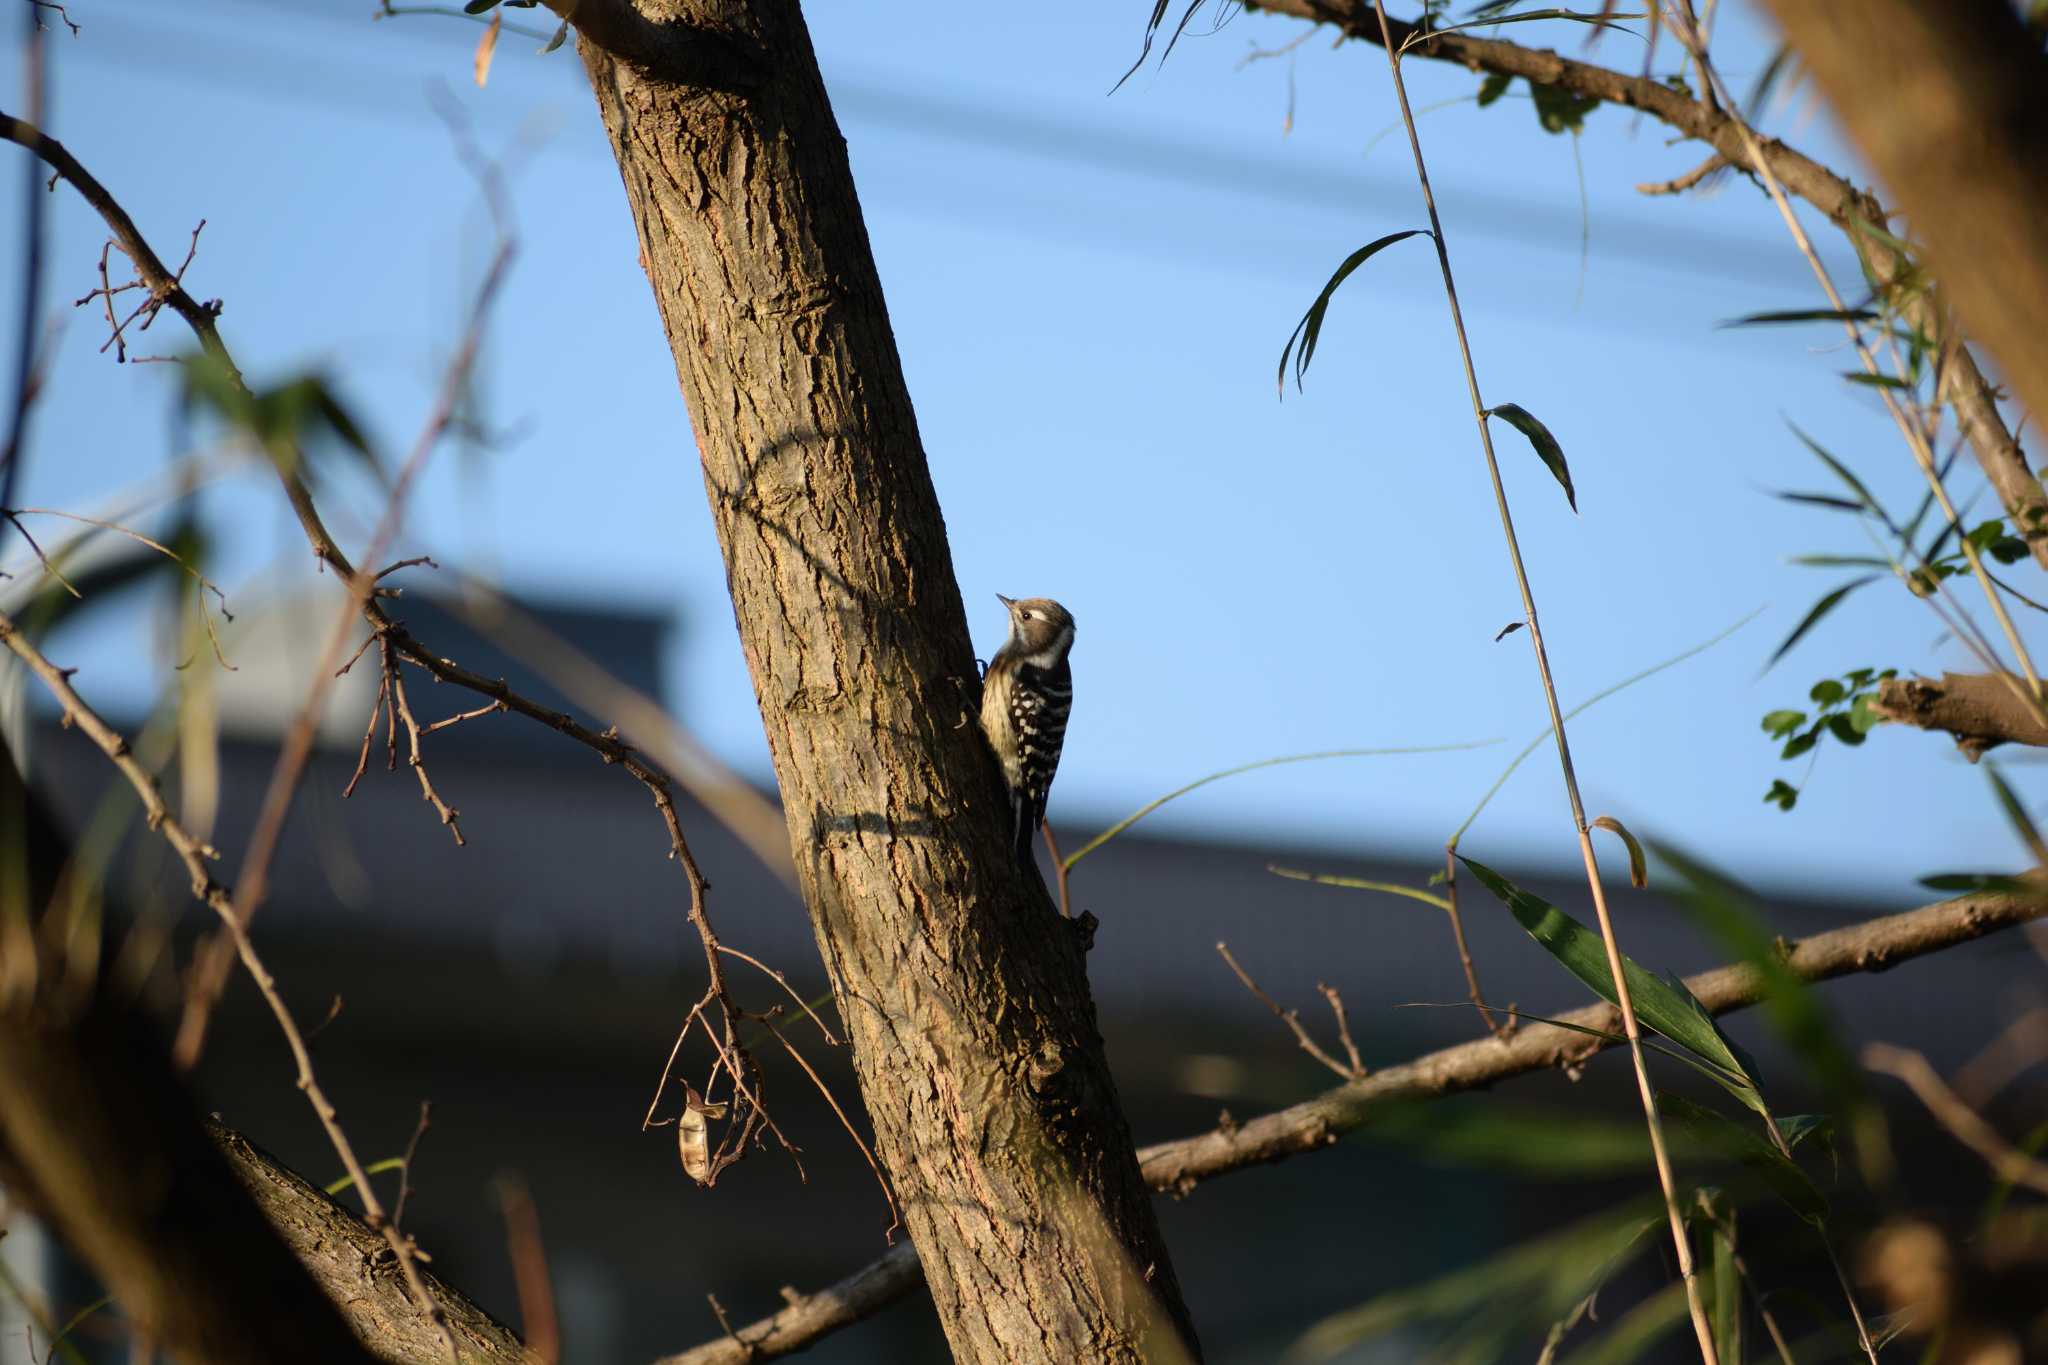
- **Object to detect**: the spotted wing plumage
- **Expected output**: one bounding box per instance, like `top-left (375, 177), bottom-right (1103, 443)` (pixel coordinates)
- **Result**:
top-left (1005, 656), bottom-right (1071, 863)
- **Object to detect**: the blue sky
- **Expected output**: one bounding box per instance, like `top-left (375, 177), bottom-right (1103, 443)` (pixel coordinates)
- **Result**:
top-left (2, 0), bottom-right (2034, 902)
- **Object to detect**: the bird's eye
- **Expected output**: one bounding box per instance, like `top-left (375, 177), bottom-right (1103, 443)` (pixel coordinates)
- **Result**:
top-left (1020, 610), bottom-right (1033, 620)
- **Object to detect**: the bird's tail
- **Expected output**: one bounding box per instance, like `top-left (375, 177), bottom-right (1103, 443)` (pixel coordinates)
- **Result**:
top-left (1011, 797), bottom-right (1039, 871)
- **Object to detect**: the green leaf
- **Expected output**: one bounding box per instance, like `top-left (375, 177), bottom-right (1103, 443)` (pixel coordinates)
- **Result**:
top-left (1763, 778), bottom-right (1799, 811)
top-left (1789, 554), bottom-right (1890, 568)
top-left (1268, 864), bottom-right (1453, 912)
top-left (1285, 1200), bottom-right (1661, 1362)
top-left (1476, 71), bottom-right (1512, 106)
top-left (1825, 713), bottom-right (1865, 746)
top-left (1413, 8), bottom-right (1644, 42)
top-left (324, 1156), bottom-right (407, 1196)
top-left (1780, 731), bottom-right (1817, 760)
top-left (1843, 370), bottom-right (1914, 390)
top-left (1529, 80), bottom-right (1599, 134)
top-left (1653, 845), bottom-right (1866, 1113)
top-left (1278, 231), bottom-right (1430, 394)
top-left (1966, 518), bottom-right (2009, 552)
top-left (1990, 536), bottom-right (2031, 565)
top-left (1658, 1093), bottom-right (1828, 1221)
top-left (1760, 709), bottom-right (1806, 737)
top-left (1767, 576), bottom-right (1881, 672)
top-left (1986, 763), bottom-right (2048, 865)
top-left (1808, 679), bottom-right (1845, 706)
top-left (540, 17), bottom-right (570, 52)
top-left (1487, 402), bottom-right (1576, 512)
top-left (1459, 857), bottom-right (1760, 1106)
top-left (1787, 420), bottom-right (1884, 519)
top-left (1353, 1098), bottom-right (1655, 1176)
top-left (1720, 308), bottom-right (1878, 328)
top-left (1774, 490), bottom-right (1866, 513)
top-left (1777, 1113), bottom-right (1834, 1151)
top-left (1847, 692), bottom-right (1883, 735)
top-left (462, 0), bottom-right (501, 12)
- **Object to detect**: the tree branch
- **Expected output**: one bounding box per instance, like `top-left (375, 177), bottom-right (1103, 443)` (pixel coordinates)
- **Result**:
top-left (532, 0), bottom-right (766, 87)
top-left (1757, 0), bottom-right (2048, 453)
top-left (661, 885), bottom-right (2048, 1362)
top-left (1869, 672), bottom-right (2048, 759)
top-left (1235, 0), bottom-right (2048, 570)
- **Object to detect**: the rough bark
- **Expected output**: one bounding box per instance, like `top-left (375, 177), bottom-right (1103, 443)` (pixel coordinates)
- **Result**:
top-left (1871, 672), bottom-right (2048, 760)
top-left (1759, 0), bottom-right (2048, 465)
top-left (664, 885), bottom-right (2048, 1362)
top-left (1238, 0), bottom-right (2048, 571)
top-left (571, 5), bottom-right (1195, 1361)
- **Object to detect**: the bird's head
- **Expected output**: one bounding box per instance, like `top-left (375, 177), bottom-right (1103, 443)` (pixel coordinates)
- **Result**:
top-left (996, 594), bottom-right (1075, 665)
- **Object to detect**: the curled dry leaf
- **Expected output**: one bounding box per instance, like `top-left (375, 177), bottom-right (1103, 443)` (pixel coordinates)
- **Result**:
top-left (676, 1083), bottom-right (729, 1185)
top-left (1495, 621), bottom-right (1524, 642)
top-left (1590, 815), bottom-right (1648, 889)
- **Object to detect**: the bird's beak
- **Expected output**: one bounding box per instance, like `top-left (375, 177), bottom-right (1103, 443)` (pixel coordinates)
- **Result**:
top-left (995, 594), bottom-right (1015, 609)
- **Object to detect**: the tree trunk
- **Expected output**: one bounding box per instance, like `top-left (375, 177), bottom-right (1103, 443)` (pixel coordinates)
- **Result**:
top-left (1760, 0), bottom-right (2048, 469)
top-left (570, 5), bottom-right (1197, 1360)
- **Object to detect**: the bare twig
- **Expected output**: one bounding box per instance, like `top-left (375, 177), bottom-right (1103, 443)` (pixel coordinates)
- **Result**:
top-left (659, 886), bottom-right (2048, 1364)
top-left (1440, 842), bottom-right (1510, 1038)
top-left (717, 945), bottom-right (839, 1045)
top-left (1363, 2), bottom-right (1713, 1354)
top-left (1215, 941), bottom-right (1360, 1081)
top-left (1042, 821), bottom-right (1072, 918)
top-left (1635, 152), bottom-right (1728, 196)
top-left (174, 236), bottom-right (515, 1059)
top-left (1315, 981), bottom-right (1364, 1076)
top-left (0, 509), bottom-right (76, 597)
top-left (1864, 1041), bottom-right (2048, 1197)
top-left (391, 1100), bottom-right (433, 1230)
top-left (384, 641), bottom-right (466, 844)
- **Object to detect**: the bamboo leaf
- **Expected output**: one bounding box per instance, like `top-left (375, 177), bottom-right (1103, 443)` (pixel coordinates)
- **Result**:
top-left (1268, 864), bottom-right (1452, 911)
top-left (1986, 763), bottom-right (2048, 866)
top-left (1766, 575), bottom-right (1880, 672)
top-left (1277, 230), bottom-right (1429, 395)
top-left (1653, 844), bottom-right (1865, 1113)
top-left (1786, 420), bottom-right (1885, 520)
top-left (1659, 1093), bottom-right (1827, 1221)
top-left (1590, 815), bottom-right (1646, 889)
top-left (1719, 308), bottom-right (1877, 328)
top-left (1459, 857), bottom-right (1760, 1106)
top-left (1488, 402), bottom-right (1576, 512)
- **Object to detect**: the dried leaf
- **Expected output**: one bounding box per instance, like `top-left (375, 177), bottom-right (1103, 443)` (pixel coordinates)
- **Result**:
top-left (1495, 621), bottom-right (1524, 642)
top-left (1590, 815), bottom-right (1647, 889)
top-left (675, 1083), bottom-right (728, 1185)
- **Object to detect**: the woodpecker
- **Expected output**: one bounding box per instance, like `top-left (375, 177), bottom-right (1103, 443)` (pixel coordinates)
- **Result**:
top-left (979, 594), bottom-right (1075, 866)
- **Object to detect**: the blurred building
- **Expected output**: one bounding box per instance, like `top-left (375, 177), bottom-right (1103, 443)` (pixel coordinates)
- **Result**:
top-left (8, 595), bottom-right (2045, 1363)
